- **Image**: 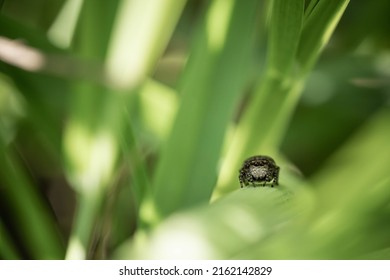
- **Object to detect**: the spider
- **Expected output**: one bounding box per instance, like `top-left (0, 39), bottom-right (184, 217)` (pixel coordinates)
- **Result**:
top-left (239, 155), bottom-right (280, 188)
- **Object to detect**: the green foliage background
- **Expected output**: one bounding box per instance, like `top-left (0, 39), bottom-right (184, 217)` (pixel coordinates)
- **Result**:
top-left (1, 0), bottom-right (390, 259)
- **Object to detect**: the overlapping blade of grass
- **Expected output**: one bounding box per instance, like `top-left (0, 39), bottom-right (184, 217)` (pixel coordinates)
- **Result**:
top-left (364, 247), bottom-right (390, 260)
top-left (313, 108), bottom-right (390, 210)
top-left (297, 0), bottom-right (350, 72)
top-left (214, 0), bottom-right (350, 198)
top-left (62, 0), bottom-right (120, 260)
top-left (268, 0), bottom-right (305, 77)
top-left (234, 108), bottom-right (390, 259)
top-left (1, 15), bottom-right (70, 260)
top-left (63, 0), bottom-right (186, 259)
top-left (106, 0), bottom-right (186, 218)
top-left (47, 0), bottom-right (84, 48)
top-left (152, 0), bottom-right (261, 219)
top-left (115, 176), bottom-right (313, 259)
top-left (0, 139), bottom-right (64, 259)
top-left (0, 15), bottom-right (62, 52)
top-left (0, 15), bottom-right (69, 158)
top-left (234, 180), bottom-right (390, 259)
top-left (0, 221), bottom-right (21, 259)
top-left (105, 0), bottom-right (187, 90)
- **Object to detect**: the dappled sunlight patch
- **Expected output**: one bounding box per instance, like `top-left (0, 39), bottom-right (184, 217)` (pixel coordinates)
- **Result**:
top-left (139, 79), bottom-right (178, 141)
top-left (65, 235), bottom-right (87, 260)
top-left (206, 0), bottom-right (234, 52)
top-left (219, 205), bottom-right (266, 243)
top-left (63, 122), bottom-right (117, 194)
top-left (143, 216), bottom-right (219, 259)
top-left (47, 0), bottom-right (84, 48)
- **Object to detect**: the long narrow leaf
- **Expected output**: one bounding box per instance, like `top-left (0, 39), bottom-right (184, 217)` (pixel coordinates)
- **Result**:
top-left (152, 0), bottom-right (261, 219)
top-left (0, 140), bottom-right (64, 259)
top-left (214, 0), bottom-right (350, 197)
top-left (214, 0), bottom-right (305, 198)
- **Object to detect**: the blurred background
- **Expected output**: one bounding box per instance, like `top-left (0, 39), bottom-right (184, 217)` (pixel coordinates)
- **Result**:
top-left (1, 0), bottom-right (390, 259)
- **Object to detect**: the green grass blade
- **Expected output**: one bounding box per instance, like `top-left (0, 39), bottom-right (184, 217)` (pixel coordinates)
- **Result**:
top-left (47, 0), bottom-right (84, 48)
top-left (0, 140), bottom-right (64, 259)
top-left (105, 0), bottom-right (186, 90)
top-left (63, 0), bottom-right (121, 260)
top-left (0, 221), bottom-right (21, 259)
top-left (214, 0), bottom-right (350, 198)
top-left (0, 16), bottom-right (69, 159)
top-left (297, 0), bottom-right (350, 73)
top-left (268, 0), bottom-right (304, 77)
top-left (114, 173), bottom-right (312, 259)
top-left (214, 0), bottom-right (305, 198)
top-left (313, 108), bottom-right (390, 209)
top-left (64, 0), bottom-right (185, 258)
top-left (304, 0), bottom-right (319, 20)
top-left (236, 178), bottom-right (390, 259)
top-left (237, 109), bottom-right (390, 259)
top-left (152, 0), bottom-right (261, 219)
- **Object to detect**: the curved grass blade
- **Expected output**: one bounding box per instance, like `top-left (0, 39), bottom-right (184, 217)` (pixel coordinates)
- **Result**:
top-left (152, 0), bottom-right (261, 219)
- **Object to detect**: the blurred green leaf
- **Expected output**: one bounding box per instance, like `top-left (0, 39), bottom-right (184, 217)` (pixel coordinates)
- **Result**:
top-left (297, 0), bottom-right (350, 72)
top-left (313, 108), bottom-right (390, 209)
top-left (63, 0), bottom-right (186, 259)
top-left (235, 108), bottom-right (390, 259)
top-left (214, 0), bottom-right (350, 198)
top-left (116, 177), bottom-right (313, 259)
top-left (152, 0), bottom-right (261, 219)
top-left (62, 0), bottom-right (121, 259)
top-left (0, 221), bottom-right (20, 259)
top-left (105, 0), bottom-right (187, 90)
top-left (268, 0), bottom-right (303, 76)
top-left (214, 0), bottom-right (305, 198)
top-left (2, 0), bottom-right (389, 261)
top-left (0, 139), bottom-right (64, 259)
